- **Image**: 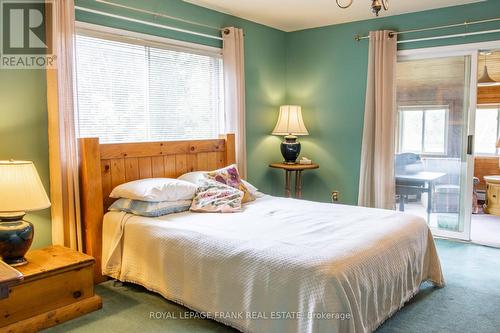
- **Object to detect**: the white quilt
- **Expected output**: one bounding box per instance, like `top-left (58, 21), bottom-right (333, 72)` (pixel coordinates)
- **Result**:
top-left (102, 195), bottom-right (444, 333)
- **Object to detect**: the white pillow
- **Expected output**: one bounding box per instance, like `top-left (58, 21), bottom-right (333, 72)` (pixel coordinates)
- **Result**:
top-left (109, 178), bottom-right (197, 202)
top-left (177, 171), bottom-right (206, 184)
top-left (177, 171), bottom-right (259, 196)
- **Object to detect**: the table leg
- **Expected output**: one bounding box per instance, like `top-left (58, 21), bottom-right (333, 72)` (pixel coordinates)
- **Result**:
top-left (399, 194), bottom-right (405, 212)
top-left (285, 170), bottom-right (292, 198)
top-left (427, 181), bottom-right (432, 223)
top-left (295, 171), bottom-right (303, 199)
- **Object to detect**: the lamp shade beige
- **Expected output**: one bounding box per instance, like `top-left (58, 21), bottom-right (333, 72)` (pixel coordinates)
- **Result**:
top-left (478, 66), bottom-right (500, 87)
top-left (272, 105), bottom-right (309, 136)
top-left (0, 160), bottom-right (51, 213)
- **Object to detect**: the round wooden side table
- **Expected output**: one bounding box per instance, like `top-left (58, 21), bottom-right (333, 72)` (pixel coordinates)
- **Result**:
top-left (269, 162), bottom-right (319, 199)
top-left (484, 175), bottom-right (500, 216)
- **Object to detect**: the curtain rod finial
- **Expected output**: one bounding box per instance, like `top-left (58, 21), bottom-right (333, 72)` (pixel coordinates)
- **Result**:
top-left (354, 34), bottom-right (361, 42)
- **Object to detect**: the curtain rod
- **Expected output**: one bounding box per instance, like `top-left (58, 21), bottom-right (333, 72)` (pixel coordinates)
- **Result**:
top-left (355, 17), bottom-right (500, 44)
top-left (75, 5), bottom-right (225, 41)
top-left (95, 0), bottom-right (222, 32)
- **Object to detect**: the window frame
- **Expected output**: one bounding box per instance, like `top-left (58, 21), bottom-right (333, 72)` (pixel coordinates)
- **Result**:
top-left (75, 22), bottom-right (223, 58)
top-left (474, 104), bottom-right (500, 156)
top-left (74, 21), bottom-right (224, 143)
top-left (397, 105), bottom-right (450, 156)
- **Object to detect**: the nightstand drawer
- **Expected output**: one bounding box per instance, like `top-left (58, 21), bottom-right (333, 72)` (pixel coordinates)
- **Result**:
top-left (0, 265), bottom-right (94, 327)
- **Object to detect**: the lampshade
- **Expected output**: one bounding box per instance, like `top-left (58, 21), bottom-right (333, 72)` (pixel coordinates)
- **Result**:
top-left (478, 65), bottom-right (500, 87)
top-left (0, 160), bottom-right (51, 214)
top-left (478, 51), bottom-right (500, 87)
top-left (496, 137), bottom-right (500, 148)
top-left (272, 105), bottom-right (309, 136)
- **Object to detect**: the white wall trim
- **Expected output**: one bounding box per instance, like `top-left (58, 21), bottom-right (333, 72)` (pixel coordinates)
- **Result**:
top-left (75, 21), bottom-right (222, 58)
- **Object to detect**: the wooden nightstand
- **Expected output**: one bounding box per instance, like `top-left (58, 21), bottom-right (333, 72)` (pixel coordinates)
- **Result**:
top-left (0, 245), bottom-right (102, 332)
top-left (269, 162), bottom-right (319, 198)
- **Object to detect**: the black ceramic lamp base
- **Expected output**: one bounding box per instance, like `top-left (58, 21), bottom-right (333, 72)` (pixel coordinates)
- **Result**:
top-left (280, 136), bottom-right (301, 164)
top-left (0, 213), bottom-right (34, 267)
top-left (4, 256), bottom-right (28, 267)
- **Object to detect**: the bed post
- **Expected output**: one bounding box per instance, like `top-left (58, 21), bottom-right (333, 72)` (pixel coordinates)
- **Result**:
top-left (79, 138), bottom-right (106, 283)
top-left (220, 133), bottom-right (236, 165)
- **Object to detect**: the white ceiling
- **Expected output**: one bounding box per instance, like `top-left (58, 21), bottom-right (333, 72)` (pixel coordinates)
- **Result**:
top-left (183, 0), bottom-right (485, 32)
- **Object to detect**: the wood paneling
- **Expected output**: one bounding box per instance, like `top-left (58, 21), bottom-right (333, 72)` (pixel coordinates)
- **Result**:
top-left (110, 158), bottom-right (126, 188)
top-left (99, 138), bottom-right (226, 159)
top-left (151, 156), bottom-right (165, 177)
top-left (101, 160), bottom-right (113, 209)
top-left (139, 157), bottom-right (153, 178)
top-left (216, 151), bottom-right (226, 169)
top-left (125, 157), bottom-right (140, 182)
top-left (197, 152), bottom-right (208, 171)
top-left (474, 157), bottom-right (500, 191)
top-left (207, 152), bottom-right (218, 170)
top-left (79, 134), bottom-right (236, 283)
top-left (224, 134), bottom-right (236, 165)
top-left (175, 154), bottom-right (188, 175)
top-left (478, 86), bottom-right (500, 104)
top-left (164, 155), bottom-right (176, 177)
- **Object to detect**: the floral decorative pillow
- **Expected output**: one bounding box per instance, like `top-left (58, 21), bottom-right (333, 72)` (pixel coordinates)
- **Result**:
top-left (206, 164), bottom-right (255, 203)
top-left (190, 179), bottom-right (243, 213)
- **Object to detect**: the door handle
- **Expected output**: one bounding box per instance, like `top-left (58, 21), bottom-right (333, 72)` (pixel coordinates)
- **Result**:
top-left (467, 135), bottom-right (474, 155)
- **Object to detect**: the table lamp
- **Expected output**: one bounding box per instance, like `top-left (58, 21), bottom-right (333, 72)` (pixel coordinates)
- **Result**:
top-left (272, 105), bottom-right (309, 164)
top-left (0, 160), bottom-right (51, 266)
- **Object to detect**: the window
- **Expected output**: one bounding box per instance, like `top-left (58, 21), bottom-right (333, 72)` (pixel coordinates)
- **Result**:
top-left (398, 106), bottom-right (448, 154)
top-left (474, 105), bottom-right (500, 155)
top-left (74, 27), bottom-right (224, 143)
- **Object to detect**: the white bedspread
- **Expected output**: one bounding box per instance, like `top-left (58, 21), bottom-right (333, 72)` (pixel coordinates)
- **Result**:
top-left (102, 195), bottom-right (444, 333)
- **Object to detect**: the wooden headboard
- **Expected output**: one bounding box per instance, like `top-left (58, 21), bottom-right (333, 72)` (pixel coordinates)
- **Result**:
top-left (79, 134), bottom-right (235, 283)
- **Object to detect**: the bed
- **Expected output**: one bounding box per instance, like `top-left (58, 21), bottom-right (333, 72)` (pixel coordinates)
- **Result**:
top-left (79, 134), bottom-right (444, 333)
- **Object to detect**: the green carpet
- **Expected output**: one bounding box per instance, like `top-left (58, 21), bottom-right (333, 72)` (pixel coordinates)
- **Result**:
top-left (44, 239), bottom-right (500, 333)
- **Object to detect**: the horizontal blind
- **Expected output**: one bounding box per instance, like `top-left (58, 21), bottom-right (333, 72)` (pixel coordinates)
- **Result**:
top-left (75, 33), bottom-right (224, 144)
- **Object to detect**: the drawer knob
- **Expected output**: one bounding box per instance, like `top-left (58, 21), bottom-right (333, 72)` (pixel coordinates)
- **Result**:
top-left (73, 290), bottom-right (82, 299)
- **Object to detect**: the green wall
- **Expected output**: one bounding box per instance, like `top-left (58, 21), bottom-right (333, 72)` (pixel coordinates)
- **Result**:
top-left (0, 0), bottom-right (51, 249)
top-left (1, 0), bottom-right (499, 248)
top-left (0, 69), bottom-right (51, 249)
top-left (285, 0), bottom-right (500, 204)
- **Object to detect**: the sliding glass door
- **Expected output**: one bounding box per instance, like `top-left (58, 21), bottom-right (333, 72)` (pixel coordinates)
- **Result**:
top-left (395, 49), bottom-right (477, 240)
